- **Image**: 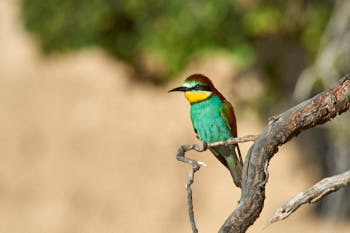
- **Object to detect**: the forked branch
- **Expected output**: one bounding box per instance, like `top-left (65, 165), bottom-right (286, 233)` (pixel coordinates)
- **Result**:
top-left (176, 73), bottom-right (350, 233)
top-left (176, 135), bottom-right (258, 233)
top-left (219, 74), bottom-right (350, 233)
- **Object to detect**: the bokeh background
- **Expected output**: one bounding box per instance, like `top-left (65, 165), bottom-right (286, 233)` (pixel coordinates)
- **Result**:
top-left (1, 0), bottom-right (350, 232)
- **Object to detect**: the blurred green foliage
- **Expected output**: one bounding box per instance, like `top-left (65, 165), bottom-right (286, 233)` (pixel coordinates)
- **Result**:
top-left (22, 0), bottom-right (333, 84)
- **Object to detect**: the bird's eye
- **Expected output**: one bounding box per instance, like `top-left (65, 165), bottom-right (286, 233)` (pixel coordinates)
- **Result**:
top-left (195, 84), bottom-right (201, 89)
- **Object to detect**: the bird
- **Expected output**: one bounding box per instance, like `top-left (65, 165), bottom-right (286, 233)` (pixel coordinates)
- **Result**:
top-left (169, 73), bottom-right (243, 187)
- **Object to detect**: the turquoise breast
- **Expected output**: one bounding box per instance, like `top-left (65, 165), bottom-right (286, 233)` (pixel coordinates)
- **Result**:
top-left (190, 95), bottom-right (233, 143)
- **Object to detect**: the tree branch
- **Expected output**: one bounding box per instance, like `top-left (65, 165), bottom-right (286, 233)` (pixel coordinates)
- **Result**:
top-left (176, 73), bottom-right (350, 233)
top-left (264, 170), bottom-right (350, 228)
top-left (219, 74), bottom-right (350, 233)
top-left (176, 135), bottom-right (258, 233)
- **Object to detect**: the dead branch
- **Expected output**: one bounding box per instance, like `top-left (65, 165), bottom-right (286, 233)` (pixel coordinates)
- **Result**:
top-left (176, 135), bottom-right (258, 233)
top-left (219, 74), bottom-right (350, 233)
top-left (265, 170), bottom-right (350, 228)
top-left (175, 73), bottom-right (350, 233)
top-left (186, 165), bottom-right (200, 233)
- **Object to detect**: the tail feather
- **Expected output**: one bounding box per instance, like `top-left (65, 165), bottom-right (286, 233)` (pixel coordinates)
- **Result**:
top-left (209, 144), bottom-right (243, 187)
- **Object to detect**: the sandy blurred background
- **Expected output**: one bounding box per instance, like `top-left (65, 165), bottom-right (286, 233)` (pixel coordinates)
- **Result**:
top-left (1, 1), bottom-right (350, 233)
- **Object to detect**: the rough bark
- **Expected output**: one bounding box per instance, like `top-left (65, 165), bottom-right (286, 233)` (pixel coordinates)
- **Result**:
top-left (176, 73), bottom-right (350, 233)
top-left (176, 135), bottom-right (259, 233)
top-left (219, 73), bottom-right (350, 233)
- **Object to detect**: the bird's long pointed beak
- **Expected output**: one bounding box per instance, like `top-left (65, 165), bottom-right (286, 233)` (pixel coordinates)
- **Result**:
top-left (168, 86), bottom-right (188, 93)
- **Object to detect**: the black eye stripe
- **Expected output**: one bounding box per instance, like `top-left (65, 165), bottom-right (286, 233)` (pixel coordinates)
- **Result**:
top-left (190, 85), bottom-right (211, 91)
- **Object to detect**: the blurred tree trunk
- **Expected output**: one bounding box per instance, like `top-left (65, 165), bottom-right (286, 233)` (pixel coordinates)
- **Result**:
top-left (294, 0), bottom-right (350, 219)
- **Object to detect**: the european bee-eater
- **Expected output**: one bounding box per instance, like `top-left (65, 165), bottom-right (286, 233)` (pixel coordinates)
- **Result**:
top-left (169, 74), bottom-right (243, 187)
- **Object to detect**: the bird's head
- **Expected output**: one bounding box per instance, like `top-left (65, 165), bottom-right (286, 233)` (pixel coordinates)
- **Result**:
top-left (168, 74), bottom-right (216, 104)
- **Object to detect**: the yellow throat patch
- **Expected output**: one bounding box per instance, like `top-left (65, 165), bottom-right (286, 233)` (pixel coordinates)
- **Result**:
top-left (184, 91), bottom-right (212, 103)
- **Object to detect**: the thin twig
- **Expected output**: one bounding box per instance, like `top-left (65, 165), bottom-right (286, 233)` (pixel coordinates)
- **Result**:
top-left (176, 135), bottom-right (258, 233)
top-left (177, 134), bottom-right (258, 163)
top-left (176, 143), bottom-right (206, 233)
top-left (208, 135), bottom-right (258, 148)
top-left (264, 170), bottom-right (350, 228)
top-left (186, 164), bottom-right (200, 233)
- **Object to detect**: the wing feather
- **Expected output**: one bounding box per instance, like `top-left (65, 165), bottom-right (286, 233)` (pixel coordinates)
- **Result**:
top-left (220, 100), bottom-right (243, 166)
top-left (220, 100), bottom-right (238, 137)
